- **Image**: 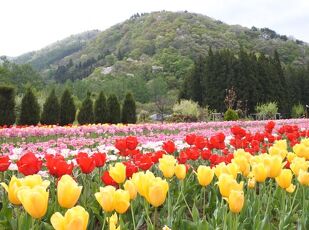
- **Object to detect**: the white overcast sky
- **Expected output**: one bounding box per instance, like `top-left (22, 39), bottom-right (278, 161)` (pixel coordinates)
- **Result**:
top-left (1, 0), bottom-right (309, 57)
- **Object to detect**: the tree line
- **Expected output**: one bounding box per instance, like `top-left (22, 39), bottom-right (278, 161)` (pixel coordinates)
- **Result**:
top-left (179, 48), bottom-right (309, 116)
top-left (0, 86), bottom-right (136, 126)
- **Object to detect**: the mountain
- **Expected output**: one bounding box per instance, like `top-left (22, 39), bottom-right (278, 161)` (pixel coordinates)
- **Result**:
top-left (15, 11), bottom-right (309, 84)
top-left (14, 30), bottom-right (100, 70)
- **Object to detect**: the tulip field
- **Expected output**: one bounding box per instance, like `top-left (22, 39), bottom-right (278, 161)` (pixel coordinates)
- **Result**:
top-left (0, 119), bottom-right (309, 230)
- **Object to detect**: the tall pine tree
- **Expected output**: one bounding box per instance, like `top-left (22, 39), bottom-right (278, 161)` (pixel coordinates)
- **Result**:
top-left (77, 93), bottom-right (94, 125)
top-left (19, 88), bottom-right (40, 125)
top-left (94, 91), bottom-right (108, 124)
top-left (60, 89), bottom-right (76, 126)
top-left (107, 94), bottom-right (121, 124)
top-left (41, 89), bottom-right (60, 125)
top-left (122, 92), bottom-right (137, 124)
top-left (0, 86), bottom-right (16, 125)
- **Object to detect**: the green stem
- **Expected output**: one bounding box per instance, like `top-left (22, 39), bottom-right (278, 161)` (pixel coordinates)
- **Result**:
top-left (181, 188), bottom-right (193, 219)
top-left (144, 200), bottom-right (153, 227)
top-left (154, 208), bottom-right (158, 230)
top-left (102, 212), bottom-right (107, 230)
top-left (131, 203), bottom-right (136, 230)
top-left (202, 187), bottom-right (206, 218)
top-left (167, 185), bottom-right (171, 226)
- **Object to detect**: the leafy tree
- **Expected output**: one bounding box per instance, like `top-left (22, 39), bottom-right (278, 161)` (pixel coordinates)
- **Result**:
top-left (0, 86), bottom-right (16, 125)
top-left (94, 91), bottom-right (108, 123)
top-left (107, 94), bottom-right (121, 124)
top-left (77, 93), bottom-right (94, 125)
top-left (60, 89), bottom-right (76, 125)
top-left (41, 89), bottom-right (60, 125)
top-left (19, 88), bottom-right (40, 125)
top-left (122, 92), bottom-right (137, 124)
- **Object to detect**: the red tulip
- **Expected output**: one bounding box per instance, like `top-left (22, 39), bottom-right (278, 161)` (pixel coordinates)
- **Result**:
top-left (123, 161), bottom-right (138, 178)
top-left (0, 155), bottom-right (10, 172)
top-left (76, 152), bottom-right (96, 174)
top-left (201, 149), bottom-right (211, 160)
top-left (178, 150), bottom-right (188, 164)
top-left (162, 140), bottom-right (176, 154)
top-left (101, 171), bottom-right (118, 187)
top-left (115, 139), bottom-right (127, 152)
top-left (46, 154), bottom-right (73, 178)
top-left (133, 154), bottom-right (153, 171)
top-left (194, 136), bottom-right (207, 149)
top-left (16, 152), bottom-right (42, 176)
top-left (186, 147), bottom-right (200, 160)
top-left (150, 151), bottom-right (164, 163)
top-left (92, 152), bottom-right (107, 168)
top-left (185, 134), bottom-right (196, 145)
top-left (126, 136), bottom-right (138, 150)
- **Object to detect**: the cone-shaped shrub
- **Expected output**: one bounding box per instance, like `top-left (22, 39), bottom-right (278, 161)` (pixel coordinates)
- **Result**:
top-left (19, 88), bottom-right (40, 125)
top-left (107, 94), bottom-right (121, 124)
top-left (77, 93), bottom-right (94, 125)
top-left (41, 89), bottom-right (60, 125)
top-left (122, 92), bottom-right (137, 124)
top-left (94, 91), bottom-right (108, 124)
top-left (0, 86), bottom-right (16, 126)
top-left (60, 89), bottom-right (76, 126)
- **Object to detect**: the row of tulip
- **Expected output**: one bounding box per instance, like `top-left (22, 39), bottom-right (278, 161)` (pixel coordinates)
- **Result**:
top-left (0, 120), bottom-right (308, 229)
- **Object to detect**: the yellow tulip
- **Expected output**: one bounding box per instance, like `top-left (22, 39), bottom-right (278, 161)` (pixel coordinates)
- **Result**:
top-left (227, 190), bottom-right (244, 213)
top-left (269, 146), bottom-right (287, 160)
top-left (233, 149), bottom-right (252, 161)
top-left (264, 155), bottom-right (283, 178)
top-left (293, 142), bottom-right (309, 160)
top-left (248, 178), bottom-right (256, 189)
top-left (214, 163), bottom-right (229, 178)
top-left (17, 186), bottom-right (49, 219)
top-left (159, 155), bottom-right (177, 178)
top-left (290, 157), bottom-right (309, 176)
top-left (146, 178), bottom-right (169, 207)
top-left (113, 189), bottom-right (130, 214)
top-left (286, 184), bottom-right (296, 193)
top-left (252, 163), bottom-right (268, 182)
top-left (217, 174), bottom-right (243, 198)
top-left (131, 171), bottom-right (155, 197)
top-left (57, 175), bottom-right (82, 209)
top-left (297, 169), bottom-right (309, 186)
top-left (232, 156), bottom-right (250, 177)
top-left (109, 163), bottom-right (126, 184)
top-left (124, 180), bottom-right (137, 200)
top-left (197, 166), bottom-right (214, 187)
top-left (275, 169), bottom-right (293, 189)
top-left (51, 206), bottom-right (89, 230)
top-left (287, 152), bottom-right (296, 162)
top-left (22, 174), bottom-right (50, 189)
top-left (95, 186), bottom-right (116, 212)
top-left (175, 164), bottom-right (186, 180)
top-left (0, 176), bottom-right (24, 205)
top-left (226, 163), bottom-right (240, 179)
top-left (108, 213), bottom-right (120, 230)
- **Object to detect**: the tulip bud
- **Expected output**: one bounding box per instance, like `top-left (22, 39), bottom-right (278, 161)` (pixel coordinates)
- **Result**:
top-left (159, 155), bottom-right (177, 178)
top-left (227, 190), bottom-right (244, 213)
top-left (57, 175), bottom-right (82, 208)
top-left (17, 186), bottom-right (49, 219)
top-left (275, 169), bottom-right (293, 189)
top-left (0, 176), bottom-right (23, 205)
top-left (175, 164), bottom-right (186, 180)
top-left (109, 163), bottom-right (126, 184)
top-left (197, 166), bottom-right (214, 187)
top-left (51, 206), bottom-right (89, 230)
top-left (297, 169), bottom-right (309, 186)
top-left (124, 180), bottom-right (137, 200)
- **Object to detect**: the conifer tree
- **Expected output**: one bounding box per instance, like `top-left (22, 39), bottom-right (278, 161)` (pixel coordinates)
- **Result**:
top-left (122, 92), bottom-right (137, 124)
top-left (107, 94), bottom-right (121, 124)
top-left (77, 93), bottom-right (94, 125)
top-left (41, 89), bottom-right (60, 125)
top-left (60, 89), bottom-right (76, 126)
top-left (19, 88), bottom-right (40, 125)
top-left (94, 91), bottom-right (108, 124)
top-left (0, 86), bottom-right (16, 125)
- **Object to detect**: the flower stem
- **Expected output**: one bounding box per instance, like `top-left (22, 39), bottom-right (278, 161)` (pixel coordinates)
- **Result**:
top-left (131, 203), bottom-right (136, 230)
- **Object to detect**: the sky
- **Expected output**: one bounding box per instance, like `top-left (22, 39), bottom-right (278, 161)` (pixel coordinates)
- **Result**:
top-left (1, 0), bottom-right (309, 57)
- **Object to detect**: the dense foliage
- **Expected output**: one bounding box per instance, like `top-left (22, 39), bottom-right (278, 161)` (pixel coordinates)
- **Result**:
top-left (60, 89), bottom-right (76, 125)
top-left (77, 93), bottom-right (95, 125)
top-left (19, 88), bottom-right (40, 125)
top-left (0, 86), bottom-right (16, 125)
top-left (121, 92), bottom-right (137, 124)
top-left (41, 89), bottom-right (60, 125)
top-left (107, 94), bottom-right (121, 124)
top-left (94, 91), bottom-right (108, 124)
top-left (180, 49), bottom-right (309, 116)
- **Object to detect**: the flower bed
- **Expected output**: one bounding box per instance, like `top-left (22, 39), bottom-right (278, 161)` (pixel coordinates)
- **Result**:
top-left (0, 120), bottom-right (308, 229)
